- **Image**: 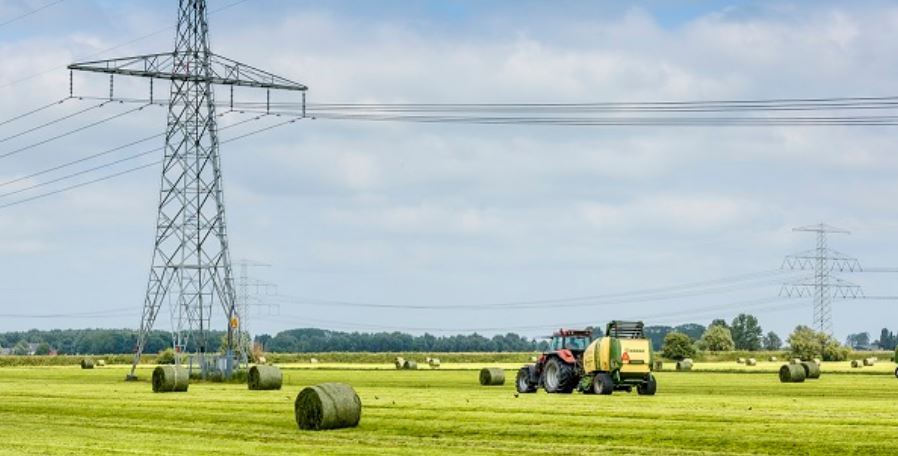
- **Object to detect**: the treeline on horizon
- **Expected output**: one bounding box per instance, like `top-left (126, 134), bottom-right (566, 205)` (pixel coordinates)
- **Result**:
top-left (0, 319), bottom-right (895, 355)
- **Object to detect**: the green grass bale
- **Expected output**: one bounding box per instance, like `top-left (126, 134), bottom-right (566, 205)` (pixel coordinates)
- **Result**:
top-left (80, 359), bottom-right (94, 369)
top-left (479, 368), bottom-right (505, 386)
top-left (248, 365), bottom-right (282, 390)
top-left (295, 383), bottom-right (361, 431)
top-left (779, 364), bottom-right (806, 383)
top-left (152, 365), bottom-right (189, 393)
top-left (800, 361), bottom-right (821, 379)
top-left (676, 359), bottom-right (693, 371)
top-left (402, 360), bottom-right (417, 370)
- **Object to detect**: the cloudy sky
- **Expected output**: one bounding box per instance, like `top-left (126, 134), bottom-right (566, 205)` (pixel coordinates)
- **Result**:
top-left (0, 0), bottom-right (897, 341)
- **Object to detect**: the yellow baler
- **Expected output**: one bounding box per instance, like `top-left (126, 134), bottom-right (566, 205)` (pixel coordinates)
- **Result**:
top-left (579, 321), bottom-right (656, 395)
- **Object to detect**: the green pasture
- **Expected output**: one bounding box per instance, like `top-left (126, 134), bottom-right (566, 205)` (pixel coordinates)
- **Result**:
top-left (0, 364), bottom-right (897, 455)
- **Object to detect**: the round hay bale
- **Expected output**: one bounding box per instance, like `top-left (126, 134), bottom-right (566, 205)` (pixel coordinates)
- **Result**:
top-left (800, 361), bottom-right (821, 379)
top-left (653, 360), bottom-right (663, 370)
top-left (790, 358), bottom-right (802, 365)
top-left (96, 359), bottom-right (106, 367)
top-left (152, 365), bottom-right (189, 393)
top-left (864, 357), bottom-right (877, 366)
top-left (295, 383), bottom-right (361, 431)
top-left (394, 357), bottom-right (405, 369)
top-left (309, 358), bottom-right (319, 364)
top-left (402, 360), bottom-right (417, 370)
top-left (746, 358), bottom-right (757, 366)
top-left (425, 357), bottom-right (432, 363)
top-left (676, 359), bottom-right (693, 371)
top-left (813, 358), bottom-right (821, 366)
top-left (737, 357), bottom-right (746, 364)
top-left (768, 356), bottom-right (778, 362)
top-left (248, 365), bottom-right (283, 390)
top-left (80, 359), bottom-right (94, 369)
top-left (428, 358), bottom-right (441, 368)
top-left (479, 368), bottom-right (505, 386)
top-left (851, 359), bottom-right (863, 368)
top-left (257, 356), bottom-right (267, 364)
top-left (779, 363), bottom-right (806, 383)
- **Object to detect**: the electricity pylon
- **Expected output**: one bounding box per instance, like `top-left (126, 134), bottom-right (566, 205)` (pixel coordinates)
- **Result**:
top-left (780, 223), bottom-right (863, 334)
top-left (236, 258), bottom-right (278, 359)
top-left (68, 0), bottom-right (306, 379)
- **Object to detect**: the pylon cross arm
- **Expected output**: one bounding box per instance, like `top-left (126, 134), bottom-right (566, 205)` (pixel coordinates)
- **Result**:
top-left (68, 51), bottom-right (307, 92)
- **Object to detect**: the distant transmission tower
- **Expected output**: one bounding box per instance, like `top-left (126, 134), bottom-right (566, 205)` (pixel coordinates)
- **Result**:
top-left (68, 0), bottom-right (307, 380)
top-left (780, 223), bottom-right (863, 334)
top-left (236, 259), bottom-right (278, 356)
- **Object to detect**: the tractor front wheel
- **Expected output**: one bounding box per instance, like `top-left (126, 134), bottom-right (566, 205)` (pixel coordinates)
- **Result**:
top-left (637, 373), bottom-right (657, 396)
top-left (516, 367), bottom-right (537, 393)
top-left (592, 372), bottom-right (614, 395)
top-left (542, 357), bottom-right (576, 393)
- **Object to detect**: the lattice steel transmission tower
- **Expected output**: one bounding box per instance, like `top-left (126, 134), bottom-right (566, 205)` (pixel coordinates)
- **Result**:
top-left (236, 258), bottom-right (278, 355)
top-left (780, 223), bottom-right (863, 334)
top-left (68, 0), bottom-right (306, 380)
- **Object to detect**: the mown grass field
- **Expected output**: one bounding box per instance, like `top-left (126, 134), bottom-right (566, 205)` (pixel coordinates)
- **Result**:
top-left (1, 364), bottom-right (897, 455)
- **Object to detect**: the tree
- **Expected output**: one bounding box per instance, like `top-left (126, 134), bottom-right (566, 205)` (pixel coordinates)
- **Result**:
top-left (673, 323), bottom-right (706, 341)
top-left (662, 332), bottom-right (696, 360)
top-left (762, 331), bottom-right (782, 350)
top-left (157, 348), bottom-right (175, 364)
top-left (13, 340), bottom-right (29, 356)
top-left (697, 325), bottom-right (735, 351)
top-left (34, 342), bottom-right (50, 356)
top-left (644, 326), bottom-right (673, 351)
top-left (710, 319), bottom-right (729, 329)
top-left (787, 325), bottom-right (850, 361)
top-left (254, 334), bottom-right (272, 351)
top-left (877, 328), bottom-right (896, 350)
top-left (730, 313), bottom-right (763, 351)
top-left (845, 332), bottom-right (871, 349)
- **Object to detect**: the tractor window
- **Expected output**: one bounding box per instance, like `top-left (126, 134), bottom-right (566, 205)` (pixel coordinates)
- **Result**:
top-left (565, 337), bottom-right (589, 350)
top-left (550, 337), bottom-right (563, 351)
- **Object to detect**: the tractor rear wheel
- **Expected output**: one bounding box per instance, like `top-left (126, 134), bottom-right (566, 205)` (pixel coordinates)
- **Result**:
top-left (542, 357), bottom-right (576, 393)
top-left (592, 372), bottom-right (614, 395)
top-left (516, 367), bottom-right (537, 393)
top-left (637, 373), bottom-right (657, 396)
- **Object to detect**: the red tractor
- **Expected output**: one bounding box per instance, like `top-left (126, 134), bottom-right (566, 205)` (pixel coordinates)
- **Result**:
top-left (516, 328), bottom-right (594, 394)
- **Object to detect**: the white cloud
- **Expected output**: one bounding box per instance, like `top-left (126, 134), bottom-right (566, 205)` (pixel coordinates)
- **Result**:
top-left (0, 1), bottom-right (897, 339)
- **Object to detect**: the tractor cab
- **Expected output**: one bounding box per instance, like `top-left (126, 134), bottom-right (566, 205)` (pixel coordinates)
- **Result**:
top-left (548, 329), bottom-right (593, 354)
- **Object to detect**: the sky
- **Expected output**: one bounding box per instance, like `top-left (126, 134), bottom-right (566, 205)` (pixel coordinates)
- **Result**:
top-left (0, 0), bottom-right (897, 342)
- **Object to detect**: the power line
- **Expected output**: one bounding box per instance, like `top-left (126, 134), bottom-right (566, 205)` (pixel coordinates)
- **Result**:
top-left (0, 0), bottom-right (65, 29)
top-left (268, 270), bottom-right (795, 311)
top-left (0, 114), bottom-right (290, 210)
top-left (0, 307), bottom-right (134, 319)
top-left (80, 95), bottom-right (898, 126)
top-left (0, 100), bottom-right (108, 146)
top-left (0, 133), bottom-right (162, 189)
top-left (0, 97), bottom-right (70, 129)
top-left (264, 296), bottom-right (792, 333)
top-left (0, 103), bottom-right (154, 161)
top-left (0, 112), bottom-right (264, 190)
